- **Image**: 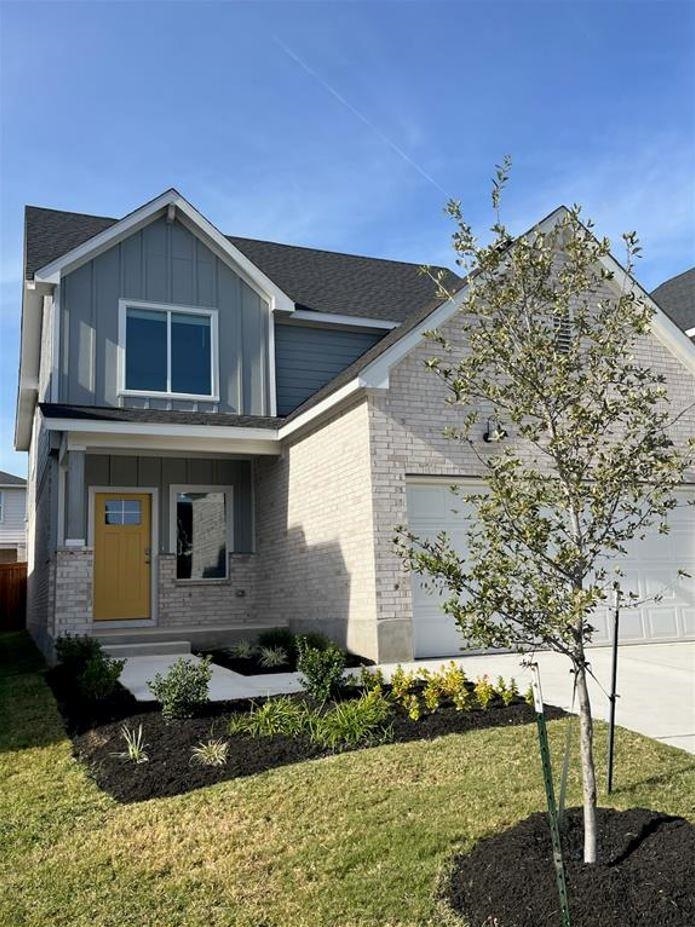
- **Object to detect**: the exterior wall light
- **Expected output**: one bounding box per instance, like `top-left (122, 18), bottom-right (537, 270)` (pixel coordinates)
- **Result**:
top-left (483, 418), bottom-right (508, 443)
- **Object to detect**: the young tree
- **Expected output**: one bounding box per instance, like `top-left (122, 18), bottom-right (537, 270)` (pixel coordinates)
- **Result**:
top-left (397, 161), bottom-right (694, 864)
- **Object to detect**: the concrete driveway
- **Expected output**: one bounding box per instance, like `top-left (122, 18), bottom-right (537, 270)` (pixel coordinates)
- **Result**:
top-left (392, 641), bottom-right (695, 754)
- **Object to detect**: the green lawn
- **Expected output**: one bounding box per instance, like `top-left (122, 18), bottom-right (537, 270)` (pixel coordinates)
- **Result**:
top-left (1, 632), bottom-right (693, 927)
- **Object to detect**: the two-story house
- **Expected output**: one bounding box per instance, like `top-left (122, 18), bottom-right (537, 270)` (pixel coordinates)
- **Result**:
top-left (0, 471), bottom-right (27, 563)
top-left (15, 189), bottom-right (695, 661)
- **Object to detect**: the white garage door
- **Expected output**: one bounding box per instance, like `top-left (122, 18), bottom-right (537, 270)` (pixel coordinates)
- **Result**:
top-left (407, 480), bottom-right (695, 659)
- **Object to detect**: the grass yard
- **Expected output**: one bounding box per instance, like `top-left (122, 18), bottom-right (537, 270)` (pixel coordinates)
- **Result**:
top-left (1, 631), bottom-right (694, 927)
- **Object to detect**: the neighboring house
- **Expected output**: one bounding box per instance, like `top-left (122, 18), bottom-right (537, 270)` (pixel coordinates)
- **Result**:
top-left (0, 471), bottom-right (27, 564)
top-left (14, 189), bottom-right (695, 661)
top-left (652, 267), bottom-right (695, 343)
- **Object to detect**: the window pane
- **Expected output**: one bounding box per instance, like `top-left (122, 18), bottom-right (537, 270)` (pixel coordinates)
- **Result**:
top-left (126, 309), bottom-right (167, 391)
top-left (105, 499), bottom-right (142, 525)
top-left (171, 313), bottom-right (211, 395)
top-left (176, 491), bottom-right (226, 579)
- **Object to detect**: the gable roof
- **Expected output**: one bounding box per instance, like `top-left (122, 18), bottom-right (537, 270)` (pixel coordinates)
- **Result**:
top-left (24, 203), bottom-right (458, 322)
top-left (0, 470), bottom-right (26, 486)
top-left (651, 267), bottom-right (695, 335)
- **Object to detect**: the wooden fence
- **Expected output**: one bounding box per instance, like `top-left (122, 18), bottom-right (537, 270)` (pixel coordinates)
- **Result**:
top-left (0, 562), bottom-right (27, 631)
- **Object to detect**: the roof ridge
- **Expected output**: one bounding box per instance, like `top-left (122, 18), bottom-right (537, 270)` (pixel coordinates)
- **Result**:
top-left (228, 233), bottom-right (455, 272)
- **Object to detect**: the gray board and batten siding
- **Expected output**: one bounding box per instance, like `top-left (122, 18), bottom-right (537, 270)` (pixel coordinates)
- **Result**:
top-left (59, 216), bottom-right (271, 414)
top-left (83, 455), bottom-right (254, 554)
top-left (274, 322), bottom-right (385, 415)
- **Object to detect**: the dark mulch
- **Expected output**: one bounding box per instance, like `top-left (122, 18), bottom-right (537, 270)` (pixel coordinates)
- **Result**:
top-left (45, 665), bottom-right (155, 735)
top-left (442, 806), bottom-right (695, 927)
top-left (63, 691), bottom-right (563, 803)
top-left (200, 648), bottom-right (368, 676)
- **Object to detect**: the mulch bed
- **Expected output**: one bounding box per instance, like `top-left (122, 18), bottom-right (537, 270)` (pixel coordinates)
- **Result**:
top-left (47, 667), bottom-right (564, 802)
top-left (441, 805), bottom-right (695, 927)
top-left (199, 648), bottom-right (368, 676)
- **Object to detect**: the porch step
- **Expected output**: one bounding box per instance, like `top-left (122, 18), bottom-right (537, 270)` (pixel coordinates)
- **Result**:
top-left (103, 640), bottom-right (191, 659)
top-left (92, 621), bottom-right (289, 652)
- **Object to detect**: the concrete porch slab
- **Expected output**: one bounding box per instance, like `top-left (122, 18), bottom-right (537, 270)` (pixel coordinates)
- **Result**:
top-left (119, 654), bottom-right (304, 702)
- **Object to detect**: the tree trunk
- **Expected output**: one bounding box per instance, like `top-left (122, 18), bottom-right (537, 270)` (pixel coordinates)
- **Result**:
top-left (575, 661), bottom-right (598, 863)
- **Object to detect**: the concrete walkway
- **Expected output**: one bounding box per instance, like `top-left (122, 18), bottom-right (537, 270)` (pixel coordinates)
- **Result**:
top-left (119, 642), bottom-right (695, 754)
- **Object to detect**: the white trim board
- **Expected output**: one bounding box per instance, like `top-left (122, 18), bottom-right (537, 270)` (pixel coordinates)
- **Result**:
top-left (287, 310), bottom-right (400, 330)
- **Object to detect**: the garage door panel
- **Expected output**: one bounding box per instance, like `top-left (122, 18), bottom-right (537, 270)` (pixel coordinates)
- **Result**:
top-left (407, 480), bottom-right (695, 658)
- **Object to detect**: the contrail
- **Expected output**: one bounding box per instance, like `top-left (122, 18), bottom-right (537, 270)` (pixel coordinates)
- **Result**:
top-left (273, 35), bottom-right (450, 198)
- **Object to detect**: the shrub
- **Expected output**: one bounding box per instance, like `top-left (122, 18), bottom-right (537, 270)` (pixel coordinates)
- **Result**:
top-left (228, 640), bottom-right (257, 660)
top-left (190, 738), bottom-right (229, 767)
top-left (112, 724), bottom-right (149, 764)
top-left (55, 634), bottom-right (103, 674)
top-left (356, 665), bottom-right (386, 692)
top-left (257, 628), bottom-right (296, 653)
top-left (78, 651), bottom-right (125, 701)
top-left (258, 645), bottom-right (289, 669)
top-left (312, 690), bottom-right (393, 750)
top-left (148, 657), bottom-right (212, 722)
top-left (228, 696), bottom-right (309, 738)
top-left (524, 684), bottom-right (535, 708)
top-left (474, 675), bottom-right (496, 709)
top-left (296, 638), bottom-right (346, 704)
top-left (496, 676), bottom-right (519, 707)
top-left (389, 665), bottom-right (423, 719)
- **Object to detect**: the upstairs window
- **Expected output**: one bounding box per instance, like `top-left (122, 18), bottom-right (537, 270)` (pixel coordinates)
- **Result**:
top-left (121, 301), bottom-right (218, 399)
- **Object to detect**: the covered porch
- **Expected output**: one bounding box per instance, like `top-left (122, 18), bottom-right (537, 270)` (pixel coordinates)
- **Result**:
top-left (42, 405), bottom-right (282, 650)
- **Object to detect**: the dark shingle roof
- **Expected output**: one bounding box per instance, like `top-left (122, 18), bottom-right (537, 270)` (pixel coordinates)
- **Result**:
top-left (39, 404), bottom-right (281, 429)
top-left (651, 267), bottom-right (695, 334)
top-left (0, 470), bottom-right (26, 486)
top-left (24, 205), bottom-right (459, 322)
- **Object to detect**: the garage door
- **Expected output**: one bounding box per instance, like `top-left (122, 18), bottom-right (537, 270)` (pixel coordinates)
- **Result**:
top-left (406, 480), bottom-right (695, 659)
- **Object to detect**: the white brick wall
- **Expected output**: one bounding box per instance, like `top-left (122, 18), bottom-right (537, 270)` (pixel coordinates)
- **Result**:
top-left (255, 399), bottom-right (379, 659)
top-left (158, 552), bottom-right (256, 627)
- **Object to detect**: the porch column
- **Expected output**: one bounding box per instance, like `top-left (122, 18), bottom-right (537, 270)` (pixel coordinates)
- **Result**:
top-left (65, 449), bottom-right (86, 545)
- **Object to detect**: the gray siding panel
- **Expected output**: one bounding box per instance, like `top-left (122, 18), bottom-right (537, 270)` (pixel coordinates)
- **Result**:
top-left (275, 323), bottom-right (384, 415)
top-left (83, 455), bottom-right (253, 553)
top-left (60, 217), bottom-right (271, 415)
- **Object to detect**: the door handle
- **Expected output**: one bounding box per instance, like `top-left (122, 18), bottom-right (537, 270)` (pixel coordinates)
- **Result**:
top-left (144, 547), bottom-right (151, 564)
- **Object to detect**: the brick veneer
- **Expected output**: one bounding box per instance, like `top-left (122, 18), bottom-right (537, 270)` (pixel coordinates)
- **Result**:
top-left (158, 552), bottom-right (256, 627)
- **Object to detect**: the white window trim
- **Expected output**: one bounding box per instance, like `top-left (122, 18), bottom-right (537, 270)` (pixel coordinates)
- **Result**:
top-left (0, 491), bottom-right (4, 524)
top-left (169, 484), bottom-right (234, 581)
top-left (118, 299), bottom-right (220, 402)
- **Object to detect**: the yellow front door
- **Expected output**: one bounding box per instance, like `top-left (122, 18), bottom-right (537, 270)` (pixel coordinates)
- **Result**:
top-left (93, 493), bottom-right (151, 621)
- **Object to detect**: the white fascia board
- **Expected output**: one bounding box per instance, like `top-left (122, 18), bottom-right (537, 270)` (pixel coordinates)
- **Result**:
top-left (42, 415), bottom-right (281, 456)
top-left (686, 326), bottom-right (695, 338)
top-left (32, 188), bottom-right (295, 313)
top-left (288, 310), bottom-right (400, 330)
top-left (15, 284), bottom-right (50, 451)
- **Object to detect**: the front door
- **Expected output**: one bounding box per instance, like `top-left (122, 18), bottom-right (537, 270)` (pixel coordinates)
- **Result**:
top-left (93, 493), bottom-right (151, 621)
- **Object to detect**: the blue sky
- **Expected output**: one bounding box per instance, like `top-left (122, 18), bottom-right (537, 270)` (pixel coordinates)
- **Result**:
top-left (1, 0), bottom-right (694, 474)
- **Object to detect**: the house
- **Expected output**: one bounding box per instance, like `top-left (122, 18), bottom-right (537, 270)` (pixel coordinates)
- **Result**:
top-left (15, 189), bottom-right (695, 662)
top-left (652, 267), bottom-right (695, 343)
top-left (0, 471), bottom-right (27, 563)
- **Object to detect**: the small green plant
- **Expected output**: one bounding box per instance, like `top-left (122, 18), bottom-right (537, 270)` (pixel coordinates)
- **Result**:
top-left (296, 638), bottom-right (346, 704)
top-left (312, 689), bottom-right (393, 750)
top-left (474, 675), bottom-right (495, 709)
top-left (357, 665), bottom-right (385, 692)
top-left (228, 640), bottom-right (256, 660)
top-left (78, 651), bottom-right (125, 701)
top-left (390, 665), bottom-right (418, 699)
top-left (190, 738), bottom-right (229, 767)
top-left (229, 696), bottom-right (309, 738)
top-left (148, 657), bottom-right (212, 722)
top-left (524, 684), bottom-right (535, 707)
top-left (55, 634), bottom-right (103, 674)
top-left (258, 645), bottom-right (288, 669)
top-left (112, 724), bottom-right (149, 764)
top-left (402, 692), bottom-right (422, 721)
top-left (496, 676), bottom-right (519, 707)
